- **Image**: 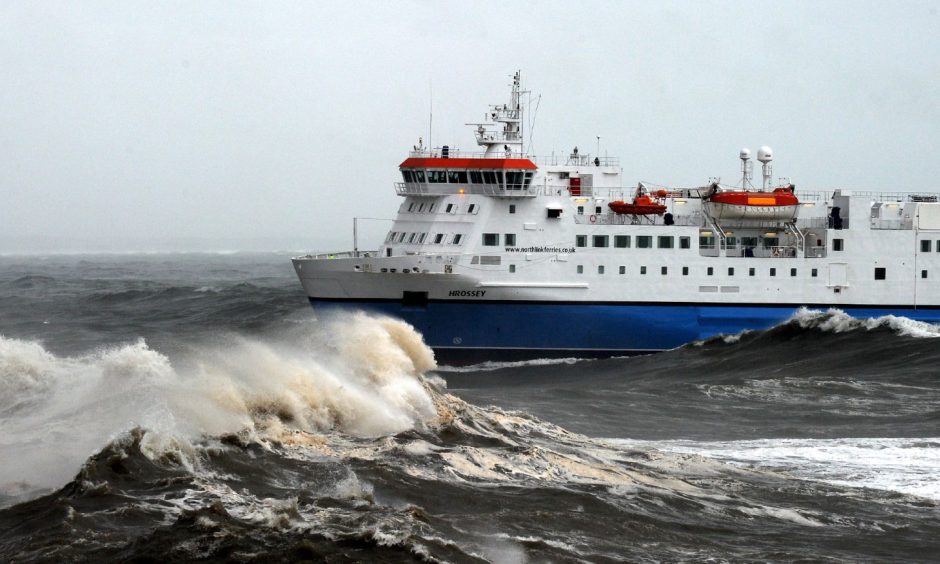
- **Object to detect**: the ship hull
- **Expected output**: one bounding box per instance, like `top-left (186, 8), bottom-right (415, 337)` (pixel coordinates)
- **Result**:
top-left (307, 298), bottom-right (940, 364)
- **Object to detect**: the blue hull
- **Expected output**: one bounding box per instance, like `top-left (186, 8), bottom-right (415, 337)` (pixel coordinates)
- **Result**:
top-left (309, 299), bottom-right (940, 362)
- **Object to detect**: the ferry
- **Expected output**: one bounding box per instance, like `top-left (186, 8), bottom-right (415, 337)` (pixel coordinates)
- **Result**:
top-left (293, 72), bottom-right (940, 363)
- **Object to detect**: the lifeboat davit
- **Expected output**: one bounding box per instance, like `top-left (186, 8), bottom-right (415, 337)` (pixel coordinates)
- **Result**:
top-left (608, 194), bottom-right (667, 215)
top-left (705, 186), bottom-right (800, 220)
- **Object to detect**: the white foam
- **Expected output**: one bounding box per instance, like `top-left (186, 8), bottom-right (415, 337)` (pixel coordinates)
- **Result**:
top-left (435, 357), bottom-right (582, 373)
top-left (792, 307), bottom-right (940, 338)
top-left (0, 313), bottom-right (438, 500)
top-left (607, 436), bottom-right (940, 500)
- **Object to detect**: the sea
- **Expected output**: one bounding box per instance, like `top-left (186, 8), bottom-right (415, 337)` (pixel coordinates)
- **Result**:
top-left (1, 252), bottom-right (938, 562)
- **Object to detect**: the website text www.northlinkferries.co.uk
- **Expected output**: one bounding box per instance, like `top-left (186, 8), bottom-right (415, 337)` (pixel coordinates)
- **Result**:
top-left (505, 247), bottom-right (576, 253)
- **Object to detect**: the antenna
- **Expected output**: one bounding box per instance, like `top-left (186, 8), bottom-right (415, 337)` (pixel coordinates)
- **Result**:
top-left (757, 146), bottom-right (773, 190)
top-left (740, 148), bottom-right (753, 189)
top-left (428, 80), bottom-right (433, 153)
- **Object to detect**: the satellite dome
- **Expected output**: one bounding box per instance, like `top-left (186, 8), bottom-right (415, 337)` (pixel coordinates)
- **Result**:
top-left (757, 146), bottom-right (773, 163)
top-left (740, 148), bottom-right (751, 160)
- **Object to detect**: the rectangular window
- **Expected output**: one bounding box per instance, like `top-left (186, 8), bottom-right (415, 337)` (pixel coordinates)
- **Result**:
top-left (640, 266), bottom-right (647, 275)
top-left (482, 171), bottom-right (497, 184)
top-left (728, 267), bottom-right (734, 276)
top-left (577, 206), bottom-right (584, 215)
top-left (682, 266), bottom-right (689, 276)
top-left (619, 266), bottom-right (626, 275)
top-left (576, 235), bottom-right (587, 247)
top-left (509, 264), bottom-right (516, 273)
top-left (922, 270), bottom-right (928, 279)
top-left (407, 233), bottom-right (415, 243)
top-left (812, 268), bottom-right (818, 277)
top-left (509, 204), bottom-right (516, 214)
top-left (833, 238), bottom-right (844, 251)
top-left (414, 170), bottom-right (426, 183)
top-left (433, 233), bottom-right (444, 244)
top-left (469, 171), bottom-right (483, 184)
top-left (445, 203), bottom-right (454, 213)
top-left (936, 240), bottom-right (940, 252)
top-left (452, 234), bottom-right (463, 245)
top-left (658, 236), bottom-right (674, 249)
top-left (791, 268), bottom-right (797, 277)
top-left (418, 233), bottom-right (426, 243)
top-left (482, 233), bottom-right (498, 246)
top-left (418, 203), bottom-right (425, 212)
top-left (547, 208), bottom-right (561, 218)
top-left (875, 267), bottom-right (886, 280)
top-left (397, 232), bottom-right (406, 242)
top-left (661, 266), bottom-right (668, 275)
top-left (593, 235), bottom-right (609, 248)
top-left (447, 171), bottom-right (460, 183)
top-left (386, 232), bottom-right (397, 242)
top-left (707, 267), bottom-right (714, 276)
top-left (402, 170), bottom-right (414, 183)
top-left (922, 240), bottom-right (932, 253)
top-left (749, 267), bottom-right (755, 276)
top-left (504, 234), bottom-right (516, 247)
top-left (598, 265), bottom-right (605, 274)
top-left (637, 236), bottom-right (652, 248)
top-left (595, 206), bottom-right (602, 214)
top-left (614, 235), bottom-right (631, 248)
top-left (770, 268), bottom-right (776, 277)
top-left (468, 204), bottom-right (477, 214)
top-left (428, 170), bottom-right (446, 183)
top-left (577, 265), bottom-right (583, 274)
top-left (679, 236), bottom-right (691, 249)
top-left (408, 202), bottom-right (415, 212)
top-left (428, 204), bottom-right (436, 213)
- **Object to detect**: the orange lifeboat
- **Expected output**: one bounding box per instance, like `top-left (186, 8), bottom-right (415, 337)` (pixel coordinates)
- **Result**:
top-left (705, 185), bottom-right (799, 220)
top-left (608, 194), bottom-right (667, 215)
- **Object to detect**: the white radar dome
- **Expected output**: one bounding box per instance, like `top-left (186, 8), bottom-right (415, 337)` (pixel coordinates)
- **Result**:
top-left (757, 146), bottom-right (773, 163)
top-left (740, 148), bottom-right (751, 160)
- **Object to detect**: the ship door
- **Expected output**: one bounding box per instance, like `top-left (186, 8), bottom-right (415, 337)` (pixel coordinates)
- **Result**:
top-left (828, 263), bottom-right (847, 288)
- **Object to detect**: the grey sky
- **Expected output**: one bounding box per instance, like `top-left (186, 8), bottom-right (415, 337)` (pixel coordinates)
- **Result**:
top-left (1, 1), bottom-right (938, 253)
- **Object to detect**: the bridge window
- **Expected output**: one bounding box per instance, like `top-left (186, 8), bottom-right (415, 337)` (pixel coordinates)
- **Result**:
top-left (922, 240), bottom-right (932, 252)
top-left (593, 235), bottom-right (609, 248)
top-left (504, 234), bottom-right (516, 246)
top-left (402, 170), bottom-right (415, 183)
top-left (482, 233), bottom-right (498, 246)
top-left (874, 267), bottom-right (886, 280)
top-left (427, 170), bottom-right (446, 183)
top-left (658, 236), bottom-right (674, 249)
top-left (637, 236), bottom-right (652, 248)
top-left (615, 235), bottom-right (631, 248)
top-left (414, 170), bottom-right (426, 183)
top-left (833, 238), bottom-right (844, 251)
top-left (576, 235), bottom-right (587, 247)
top-left (482, 171), bottom-right (497, 184)
top-left (506, 172), bottom-right (524, 190)
top-left (448, 170), bottom-right (468, 184)
top-left (470, 171), bottom-right (483, 184)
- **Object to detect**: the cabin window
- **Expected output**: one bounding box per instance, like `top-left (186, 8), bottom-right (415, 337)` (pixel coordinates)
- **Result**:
top-left (577, 206), bottom-right (584, 215)
top-left (770, 268), bottom-right (776, 277)
top-left (637, 236), bottom-right (652, 249)
top-left (791, 268), bottom-right (797, 277)
top-left (433, 233), bottom-right (444, 244)
top-left (742, 236), bottom-right (758, 248)
top-left (615, 235), bottom-right (631, 248)
top-left (619, 266), bottom-right (626, 275)
top-left (402, 170), bottom-right (414, 183)
top-left (408, 202), bottom-right (415, 212)
top-left (504, 234), bottom-right (516, 246)
top-left (386, 232), bottom-right (397, 242)
top-left (414, 170), bottom-right (426, 183)
top-left (470, 171), bottom-right (483, 184)
top-left (680, 237), bottom-right (691, 249)
top-left (593, 235), bottom-right (609, 248)
top-left (922, 240), bottom-right (932, 253)
top-left (509, 204), bottom-right (516, 214)
top-left (763, 237), bottom-right (779, 248)
top-left (707, 267), bottom-right (714, 276)
top-left (445, 203), bottom-right (454, 213)
top-left (397, 233), bottom-right (406, 243)
top-left (577, 265), bottom-right (583, 274)
top-left (428, 170), bottom-right (446, 183)
top-left (682, 266), bottom-right (689, 275)
top-left (428, 204), bottom-right (436, 213)
top-left (547, 208), bottom-right (561, 218)
top-left (418, 233), bottom-right (426, 243)
top-left (482, 171), bottom-right (497, 184)
top-left (509, 264), bottom-right (516, 273)
top-left (833, 238), bottom-right (844, 251)
top-left (598, 265), bottom-right (605, 274)
top-left (936, 240), bottom-right (940, 252)
top-left (922, 270), bottom-right (928, 279)
top-left (576, 235), bottom-right (587, 247)
top-left (728, 267), bottom-right (734, 276)
top-left (812, 268), bottom-right (818, 277)
top-left (407, 233), bottom-right (416, 243)
top-left (749, 267), bottom-right (755, 276)
top-left (452, 234), bottom-right (463, 245)
top-left (661, 266), bottom-right (668, 275)
top-left (640, 266), bottom-right (647, 275)
top-left (595, 206), bottom-right (603, 214)
top-left (468, 204), bottom-right (477, 214)
top-left (874, 267), bottom-right (886, 280)
top-left (724, 237), bottom-right (737, 249)
top-left (482, 233), bottom-right (499, 246)
top-left (418, 203), bottom-right (425, 212)
top-left (699, 235), bottom-right (716, 249)
top-left (658, 236), bottom-right (674, 249)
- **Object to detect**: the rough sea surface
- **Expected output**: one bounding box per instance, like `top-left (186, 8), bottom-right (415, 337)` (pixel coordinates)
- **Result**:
top-left (1, 253), bottom-right (938, 562)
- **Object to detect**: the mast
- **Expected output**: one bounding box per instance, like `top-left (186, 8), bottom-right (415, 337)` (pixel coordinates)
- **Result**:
top-left (467, 71), bottom-right (524, 157)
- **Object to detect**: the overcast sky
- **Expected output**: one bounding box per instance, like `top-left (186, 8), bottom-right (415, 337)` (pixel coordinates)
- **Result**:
top-left (1, 1), bottom-right (938, 253)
